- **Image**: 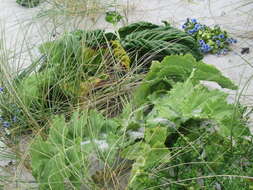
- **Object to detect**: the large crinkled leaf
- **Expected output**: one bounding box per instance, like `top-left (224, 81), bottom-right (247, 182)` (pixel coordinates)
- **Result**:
top-left (134, 54), bottom-right (237, 106)
top-left (146, 79), bottom-right (248, 138)
top-left (120, 21), bottom-right (203, 62)
top-left (118, 21), bottom-right (160, 38)
top-left (30, 110), bottom-right (119, 190)
top-left (121, 126), bottom-right (170, 190)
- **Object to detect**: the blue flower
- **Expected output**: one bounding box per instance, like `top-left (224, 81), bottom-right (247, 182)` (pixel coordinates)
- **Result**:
top-left (187, 30), bottom-right (194, 34)
top-left (216, 40), bottom-right (221, 46)
top-left (200, 43), bottom-right (212, 53)
top-left (230, 38), bottom-right (237, 43)
top-left (219, 34), bottom-right (225, 39)
top-left (0, 87), bottom-right (3, 93)
top-left (226, 38), bottom-right (237, 44)
top-left (192, 28), bottom-right (198, 33)
top-left (191, 18), bottom-right (197, 23)
top-left (222, 48), bottom-right (228, 55)
top-left (199, 40), bottom-right (205, 45)
top-left (226, 38), bottom-right (232, 44)
top-left (182, 24), bottom-right (187, 29)
top-left (194, 24), bottom-right (202, 30)
top-left (2, 121), bottom-right (10, 128)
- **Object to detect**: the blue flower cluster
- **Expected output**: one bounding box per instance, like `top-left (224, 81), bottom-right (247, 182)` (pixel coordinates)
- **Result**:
top-left (0, 115), bottom-right (19, 128)
top-left (182, 18), bottom-right (238, 55)
top-left (217, 48), bottom-right (228, 55)
top-left (183, 18), bottom-right (203, 35)
top-left (0, 115), bottom-right (10, 128)
top-left (199, 40), bottom-right (212, 53)
top-left (226, 38), bottom-right (237, 44)
top-left (0, 93), bottom-right (20, 129)
top-left (212, 34), bottom-right (230, 40)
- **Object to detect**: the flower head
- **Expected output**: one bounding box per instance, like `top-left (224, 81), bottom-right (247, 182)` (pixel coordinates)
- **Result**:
top-left (2, 121), bottom-right (10, 128)
top-left (182, 24), bottom-right (187, 29)
top-left (200, 43), bottom-right (212, 53)
top-left (227, 38), bottom-right (237, 44)
top-left (187, 30), bottom-right (194, 35)
top-left (194, 24), bottom-right (202, 30)
top-left (219, 34), bottom-right (225, 39)
top-left (191, 18), bottom-right (197, 24)
top-left (0, 87), bottom-right (3, 93)
top-left (199, 39), bottom-right (205, 45)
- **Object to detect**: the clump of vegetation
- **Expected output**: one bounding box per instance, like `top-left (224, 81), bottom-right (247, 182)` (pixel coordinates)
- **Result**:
top-left (30, 110), bottom-right (122, 190)
top-left (1, 15), bottom-right (251, 189)
top-left (16, 0), bottom-right (40, 8)
top-left (0, 20), bottom-right (204, 134)
top-left (105, 11), bottom-right (123, 25)
top-left (182, 18), bottom-right (237, 55)
top-left (28, 54), bottom-right (253, 190)
top-left (120, 55), bottom-right (252, 190)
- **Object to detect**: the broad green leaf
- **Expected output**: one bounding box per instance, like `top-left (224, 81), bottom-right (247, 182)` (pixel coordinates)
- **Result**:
top-left (124, 126), bottom-right (170, 189)
top-left (30, 110), bottom-right (119, 190)
top-left (134, 54), bottom-right (237, 106)
top-left (147, 79), bottom-right (249, 138)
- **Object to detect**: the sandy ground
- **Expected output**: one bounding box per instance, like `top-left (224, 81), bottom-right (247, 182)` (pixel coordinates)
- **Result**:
top-left (1, 0), bottom-right (253, 189)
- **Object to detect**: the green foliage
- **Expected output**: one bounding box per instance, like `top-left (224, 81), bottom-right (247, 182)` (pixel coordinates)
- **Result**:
top-left (120, 21), bottom-right (203, 63)
top-left (30, 110), bottom-right (120, 190)
top-left (166, 129), bottom-right (253, 190)
top-left (9, 22), bottom-right (203, 130)
top-left (16, 0), bottom-right (40, 8)
top-left (9, 32), bottom-right (110, 129)
top-left (134, 54), bottom-right (237, 106)
top-left (111, 40), bottom-right (131, 70)
top-left (25, 53), bottom-right (252, 189)
top-left (126, 125), bottom-right (253, 190)
top-left (146, 77), bottom-right (248, 138)
top-left (123, 78), bottom-right (251, 189)
top-left (39, 32), bottom-right (103, 76)
top-left (105, 11), bottom-right (123, 25)
top-left (121, 126), bottom-right (170, 189)
top-left (118, 22), bottom-right (160, 38)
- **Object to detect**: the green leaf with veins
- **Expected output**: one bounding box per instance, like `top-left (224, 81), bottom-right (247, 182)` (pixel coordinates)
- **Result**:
top-left (147, 78), bottom-right (249, 138)
top-left (30, 110), bottom-right (119, 190)
top-left (134, 54), bottom-right (237, 106)
top-left (121, 126), bottom-right (170, 189)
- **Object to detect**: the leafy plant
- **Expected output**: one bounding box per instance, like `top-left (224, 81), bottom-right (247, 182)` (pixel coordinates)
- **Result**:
top-left (123, 76), bottom-right (251, 189)
top-left (146, 77), bottom-right (248, 138)
top-left (16, 0), bottom-right (40, 8)
top-left (134, 54), bottom-right (237, 106)
top-left (182, 18), bottom-right (237, 55)
top-left (30, 110), bottom-right (120, 190)
top-left (121, 126), bottom-right (170, 189)
top-left (105, 11), bottom-right (123, 25)
top-left (120, 21), bottom-right (203, 64)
